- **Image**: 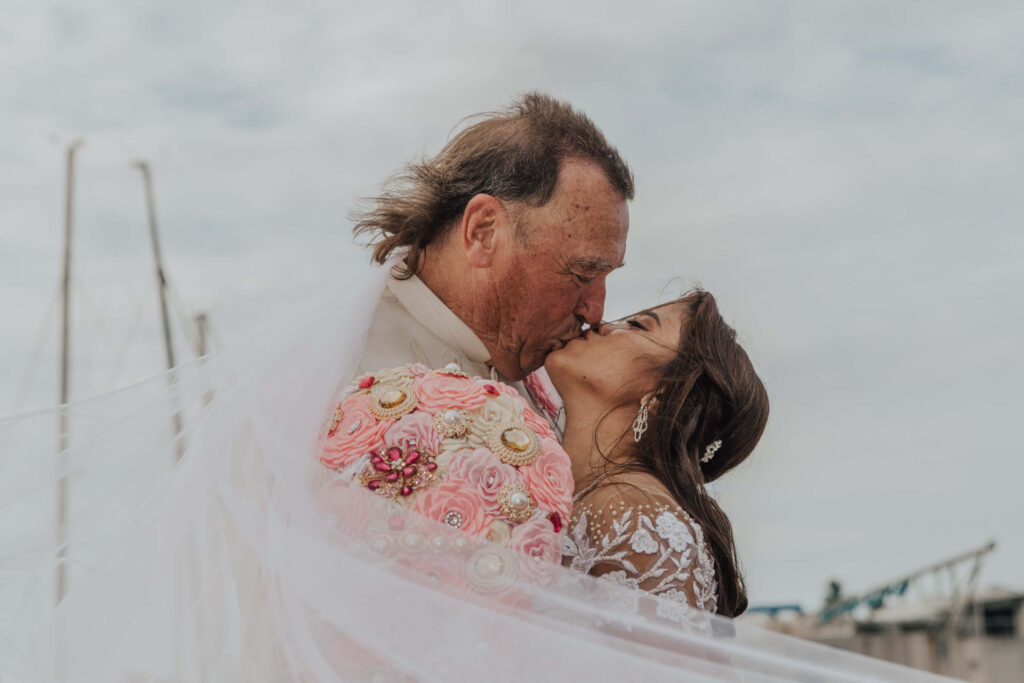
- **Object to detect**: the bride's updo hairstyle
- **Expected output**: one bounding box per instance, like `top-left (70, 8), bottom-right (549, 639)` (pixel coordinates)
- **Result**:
top-left (636, 289), bottom-right (769, 617)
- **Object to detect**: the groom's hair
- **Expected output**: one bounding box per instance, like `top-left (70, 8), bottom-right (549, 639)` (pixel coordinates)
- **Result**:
top-left (353, 92), bottom-right (634, 277)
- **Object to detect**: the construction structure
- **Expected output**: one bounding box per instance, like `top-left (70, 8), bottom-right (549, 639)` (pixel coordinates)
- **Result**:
top-left (747, 542), bottom-right (1024, 681)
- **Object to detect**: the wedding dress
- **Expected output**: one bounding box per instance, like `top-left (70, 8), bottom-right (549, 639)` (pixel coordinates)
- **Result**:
top-left (564, 483), bottom-right (719, 619)
top-left (0, 253), bottom-right (953, 682)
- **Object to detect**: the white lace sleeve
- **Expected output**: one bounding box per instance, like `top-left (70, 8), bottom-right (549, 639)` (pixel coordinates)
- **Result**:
top-left (562, 485), bottom-right (718, 614)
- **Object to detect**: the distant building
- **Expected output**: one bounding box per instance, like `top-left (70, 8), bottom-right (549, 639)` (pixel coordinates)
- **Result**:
top-left (747, 586), bottom-right (1024, 682)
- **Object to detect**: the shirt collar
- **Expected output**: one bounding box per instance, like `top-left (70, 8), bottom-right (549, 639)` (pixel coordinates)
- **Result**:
top-left (387, 273), bottom-right (491, 366)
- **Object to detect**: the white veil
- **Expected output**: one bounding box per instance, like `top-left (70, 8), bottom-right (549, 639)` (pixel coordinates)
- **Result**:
top-left (1, 255), bottom-right (953, 682)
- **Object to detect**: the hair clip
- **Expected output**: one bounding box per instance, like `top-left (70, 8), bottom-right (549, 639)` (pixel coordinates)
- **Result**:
top-left (701, 439), bottom-right (722, 463)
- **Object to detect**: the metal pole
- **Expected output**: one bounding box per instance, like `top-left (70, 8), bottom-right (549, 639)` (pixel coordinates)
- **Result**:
top-left (56, 139), bottom-right (83, 608)
top-left (194, 312), bottom-right (208, 357)
top-left (133, 161), bottom-right (185, 460)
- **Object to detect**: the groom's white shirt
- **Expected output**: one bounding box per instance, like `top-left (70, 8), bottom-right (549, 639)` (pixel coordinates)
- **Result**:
top-left (358, 272), bottom-right (560, 431)
top-left (359, 272), bottom-right (494, 380)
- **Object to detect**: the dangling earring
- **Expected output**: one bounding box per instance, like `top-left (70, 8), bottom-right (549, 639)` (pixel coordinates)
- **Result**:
top-left (632, 399), bottom-right (650, 443)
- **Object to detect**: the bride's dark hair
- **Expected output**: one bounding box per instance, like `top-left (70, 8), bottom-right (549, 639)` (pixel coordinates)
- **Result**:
top-left (631, 289), bottom-right (769, 617)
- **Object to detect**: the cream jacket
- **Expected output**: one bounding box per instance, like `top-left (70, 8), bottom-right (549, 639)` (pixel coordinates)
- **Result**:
top-left (358, 273), bottom-right (562, 432)
top-left (359, 273), bottom-right (495, 380)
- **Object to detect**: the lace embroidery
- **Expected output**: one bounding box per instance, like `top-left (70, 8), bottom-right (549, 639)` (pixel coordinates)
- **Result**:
top-left (562, 496), bottom-right (718, 616)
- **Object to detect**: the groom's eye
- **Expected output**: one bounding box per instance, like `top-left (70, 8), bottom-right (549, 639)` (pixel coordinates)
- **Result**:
top-left (572, 272), bottom-right (594, 285)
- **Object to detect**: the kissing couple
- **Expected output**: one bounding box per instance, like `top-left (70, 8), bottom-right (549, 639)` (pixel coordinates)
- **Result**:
top-left (9, 92), bottom-right (945, 682)
top-left (337, 92), bottom-right (768, 620)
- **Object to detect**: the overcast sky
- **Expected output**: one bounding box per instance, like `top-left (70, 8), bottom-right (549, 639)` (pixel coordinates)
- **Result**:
top-left (2, 0), bottom-right (1022, 608)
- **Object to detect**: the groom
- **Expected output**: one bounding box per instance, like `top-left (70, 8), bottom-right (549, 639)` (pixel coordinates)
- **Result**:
top-left (354, 92), bottom-right (634, 409)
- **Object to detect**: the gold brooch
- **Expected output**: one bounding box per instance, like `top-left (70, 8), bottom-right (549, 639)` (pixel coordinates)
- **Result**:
top-left (487, 422), bottom-right (541, 467)
top-left (497, 482), bottom-right (535, 523)
top-left (359, 444), bottom-right (439, 499)
top-left (327, 405), bottom-right (345, 435)
top-left (432, 408), bottom-right (470, 438)
top-left (369, 386), bottom-right (418, 420)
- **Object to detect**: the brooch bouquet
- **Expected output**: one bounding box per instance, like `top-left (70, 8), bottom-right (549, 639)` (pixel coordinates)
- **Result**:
top-left (318, 363), bottom-right (572, 574)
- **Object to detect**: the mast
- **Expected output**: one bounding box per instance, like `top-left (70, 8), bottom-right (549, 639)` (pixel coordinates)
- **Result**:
top-left (133, 161), bottom-right (185, 460)
top-left (56, 138), bottom-right (83, 607)
top-left (194, 312), bottom-right (208, 357)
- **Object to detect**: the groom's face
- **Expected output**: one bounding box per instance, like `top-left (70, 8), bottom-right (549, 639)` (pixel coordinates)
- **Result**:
top-left (489, 159), bottom-right (629, 380)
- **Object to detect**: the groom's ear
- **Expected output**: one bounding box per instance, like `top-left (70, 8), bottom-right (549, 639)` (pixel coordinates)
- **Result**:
top-left (460, 194), bottom-right (509, 268)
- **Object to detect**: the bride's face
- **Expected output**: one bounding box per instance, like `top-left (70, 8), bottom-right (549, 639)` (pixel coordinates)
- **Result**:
top-left (544, 302), bottom-right (683, 404)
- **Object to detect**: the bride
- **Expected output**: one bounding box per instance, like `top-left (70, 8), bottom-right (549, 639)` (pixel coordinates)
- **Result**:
top-left (550, 289), bottom-right (768, 618)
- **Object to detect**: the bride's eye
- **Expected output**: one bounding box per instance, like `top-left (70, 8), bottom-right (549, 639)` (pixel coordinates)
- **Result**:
top-left (627, 319), bottom-right (646, 330)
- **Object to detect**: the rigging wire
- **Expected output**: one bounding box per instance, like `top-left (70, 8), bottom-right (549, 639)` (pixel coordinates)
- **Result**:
top-left (204, 313), bottom-right (226, 353)
top-left (104, 283), bottom-right (157, 390)
top-left (12, 279), bottom-right (62, 414)
top-left (166, 276), bottom-right (200, 357)
top-left (76, 281), bottom-right (119, 359)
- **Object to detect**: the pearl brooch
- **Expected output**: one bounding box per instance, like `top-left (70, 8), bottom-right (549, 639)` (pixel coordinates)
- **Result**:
top-left (497, 482), bottom-right (535, 523)
top-left (432, 408), bottom-right (470, 438)
top-left (465, 546), bottom-right (517, 594)
top-left (439, 362), bottom-right (469, 378)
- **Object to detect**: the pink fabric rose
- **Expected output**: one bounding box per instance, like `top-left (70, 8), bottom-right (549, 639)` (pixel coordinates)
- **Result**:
top-left (384, 412), bottom-right (441, 454)
top-left (524, 368), bottom-right (562, 422)
top-left (489, 380), bottom-right (529, 411)
top-left (522, 407), bottom-right (556, 441)
top-left (446, 448), bottom-right (517, 515)
top-left (412, 481), bottom-right (492, 537)
top-left (318, 480), bottom-right (371, 538)
top-left (509, 517), bottom-right (562, 582)
top-left (322, 395), bottom-right (388, 469)
top-left (520, 437), bottom-right (574, 521)
top-left (413, 372), bottom-right (488, 414)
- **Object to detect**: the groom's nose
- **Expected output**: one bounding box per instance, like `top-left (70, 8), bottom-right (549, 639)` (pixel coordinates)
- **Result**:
top-left (574, 278), bottom-right (606, 326)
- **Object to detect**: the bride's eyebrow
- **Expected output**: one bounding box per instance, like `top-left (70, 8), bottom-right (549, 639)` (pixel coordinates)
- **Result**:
top-left (637, 310), bottom-right (661, 327)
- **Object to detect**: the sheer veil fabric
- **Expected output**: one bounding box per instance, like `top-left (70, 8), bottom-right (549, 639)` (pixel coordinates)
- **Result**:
top-left (1, 254), bottom-right (952, 682)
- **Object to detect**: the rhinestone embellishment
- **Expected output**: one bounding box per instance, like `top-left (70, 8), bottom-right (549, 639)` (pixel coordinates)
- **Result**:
top-left (444, 511), bottom-right (464, 528)
top-left (369, 386), bottom-right (418, 420)
top-left (359, 444), bottom-right (438, 499)
top-left (487, 422), bottom-right (541, 467)
top-left (432, 408), bottom-right (470, 438)
top-left (497, 482), bottom-right (535, 523)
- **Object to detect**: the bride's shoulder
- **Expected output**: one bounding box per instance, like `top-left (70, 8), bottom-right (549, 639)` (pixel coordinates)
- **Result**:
top-left (565, 471), bottom-right (719, 613)
top-left (570, 471), bottom-right (708, 550)
top-left (574, 471), bottom-right (678, 513)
